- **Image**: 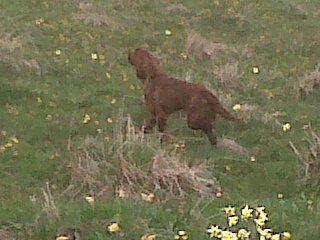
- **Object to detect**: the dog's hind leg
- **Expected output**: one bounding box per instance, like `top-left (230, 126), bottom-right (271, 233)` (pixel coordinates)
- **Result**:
top-left (203, 126), bottom-right (217, 146)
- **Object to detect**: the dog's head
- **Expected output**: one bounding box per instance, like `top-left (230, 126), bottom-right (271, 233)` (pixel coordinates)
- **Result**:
top-left (128, 48), bottom-right (161, 81)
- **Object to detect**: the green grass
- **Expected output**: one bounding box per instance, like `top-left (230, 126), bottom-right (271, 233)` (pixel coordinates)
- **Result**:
top-left (0, 0), bottom-right (319, 239)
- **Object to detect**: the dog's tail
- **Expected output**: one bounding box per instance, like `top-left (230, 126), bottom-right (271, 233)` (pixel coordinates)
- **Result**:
top-left (206, 92), bottom-right (240, 122)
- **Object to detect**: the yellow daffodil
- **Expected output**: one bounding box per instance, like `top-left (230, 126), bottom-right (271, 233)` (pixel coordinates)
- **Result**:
top-left (241, 205), bottom-right (253, 219)
top-left (108, 222), bottom-right (120, 232)
top-left (271, 234), bottom-right (280, 240)
top-left (165, 30), bottom-right (172, 36)
top-left (228, 215), bottom-right (239, 227)
top-left (141, 192), bottom-right (155, 202)
top-left (207, 225), bottom-right (222, 238)
top-left (85, 195), bottom-right (94, 204)
top-left (282, 123), bottom-right (291, 132)
top-left (224, 205), bottom-right (236, 216)
top-left (83, 114), bottom-right (91, 124)
top-left (237, 229), bottom-right (250, 239)
top-left (252, 66), bottom-right (259, 74)
top-left (141, 233), bottom-right (156, 240)
top-left (282, 231), bottom-right (291, 239)
top-left (232, 104), bottom-right (241, 111)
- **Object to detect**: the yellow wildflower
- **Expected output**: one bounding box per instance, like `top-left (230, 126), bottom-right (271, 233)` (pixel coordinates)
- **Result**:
top-left (56, 236), bottom-right (70, 240)
top-left (55, 49), bottom-right (61, 56)
top-left (252, 66), bottom-right (259, 74)
top-left (108, 222), bottom-right (120, 232)
top-left (271, 234), bottom-right (280, 240)
top-left (207, 225), bottom-right (222, 238)
top-left (91, 53), bottom-right (98, 60)
top-left (224, 205), bottom-right (236, 216)
top-left (241, 205), bottom-right (253, 219)
top-left (83, 114), bottom-right (91, 124)
top-left (221, 230), bottom-right (238, 240)
top-left (232, 104), bottom-right (241, 111)
top-left (282, 232), bottom-right (291, 239)
top-left (141, 192), bottom-right (155, 202)
top-left (10, 137), bottom-right (19, 144)
top-left (85, 195), bottom-right (94, 204)
top-left (237, 229), bottom-right (250, 239)
top-left (141, 233), bottom-right (156, 240)
top-left (228, 215), bottom-right (239, 227)
top-left (165, 30), bottom-right (172, 36)
top-left (282, 123), bottom-right (291, 132)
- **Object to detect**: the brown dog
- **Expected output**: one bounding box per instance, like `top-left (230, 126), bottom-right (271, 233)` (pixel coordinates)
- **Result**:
top-left (128, 48), bottom-right (240, 145)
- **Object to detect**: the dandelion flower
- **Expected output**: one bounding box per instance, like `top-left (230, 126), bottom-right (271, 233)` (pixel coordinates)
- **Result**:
top-left (237, 229), bottom-right (250, 239)
top-left (96, 128), bottom-right (103, 134)
top-left (108, 222), bottom-right (120, 232)
top-left (225, 165), bottom-right (231, 171)
top-left (55, 49), bottom-right (61, 56)
top-left (37, 97), bottom-right (43, 103)
top-left (241, 205), bottom-right (253, 219)
top-left (35, 18), bottom-right (45, 25)
top-left (107, 117), bottom-right (113, 123)
top-left (175, 230), bottom-right (188, 240)
top-left (180, 53), bottom-right (188, 60)
top-left (228, 215), bottom-right (239, 227)
top-left (224, 205), bottom-right (236, 216)
top-left (111, 98), bottom-right (116, 104)
top-left (207, 225), bottom-right (222, 238)
top-left (250, 156), bottom-right (256, 162)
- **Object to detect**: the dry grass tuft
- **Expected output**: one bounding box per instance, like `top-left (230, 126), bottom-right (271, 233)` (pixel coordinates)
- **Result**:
top-left (0, 33), bottom-right (41, 75)
top-left (73, 2), bottom-right (121, 28)
top-left (298, 67), bottom-right (320, 98)
top-left (42, 182), bottom-right (60, 220)
top-left (213, 61), bottom-right (243, 91)
top-left (217, 137), bottom-right (249, 155)
top-left (167, 3), bottom-right (189, 15)
top-left (186, 31), bottom-right (237, 60)
top-left (289, 129), bottom-right (320, 185)
top-left (0, 227), bottom-right (16, 240)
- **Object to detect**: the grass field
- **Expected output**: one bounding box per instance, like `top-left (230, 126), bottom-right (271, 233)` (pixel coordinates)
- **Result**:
top-left (0, 0), bottom-right (320, 239)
